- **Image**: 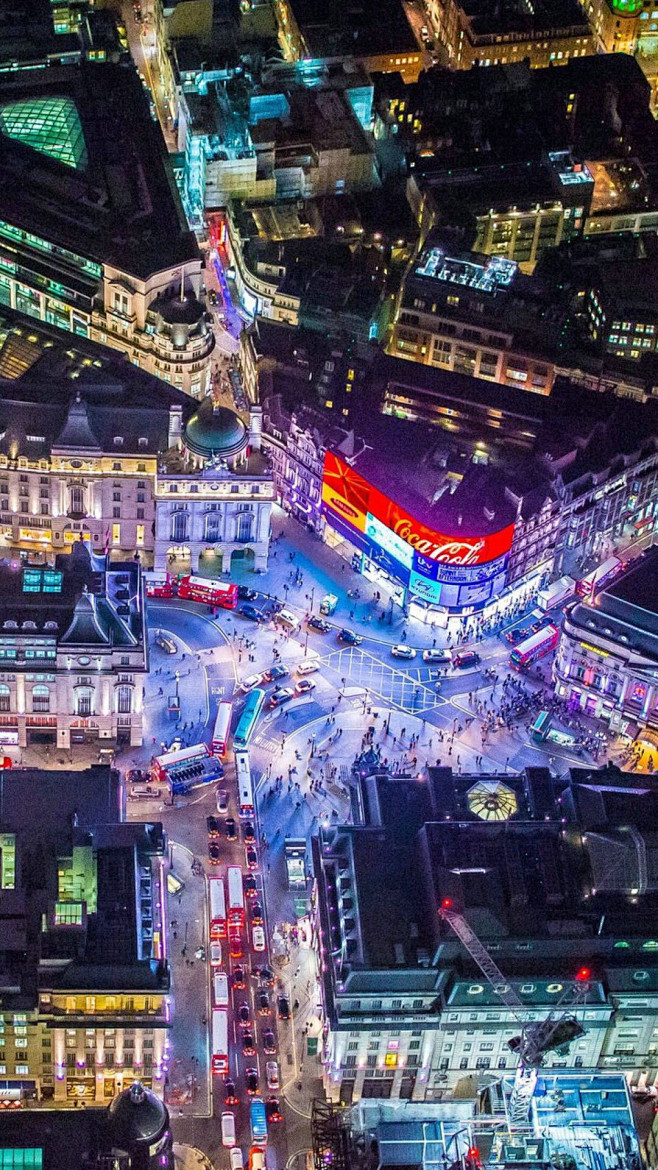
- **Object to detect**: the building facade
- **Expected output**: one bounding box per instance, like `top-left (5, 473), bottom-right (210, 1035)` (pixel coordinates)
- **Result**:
top-left (0, 63), bottom-right (214, 398)
top-left (313, 764), bottom-right (658, 1106)
top-left (0, 543), bottom-right (147, 749)
top-left (554, 552), bottom-right (658, 730)
top-left (154, 398), bottom-right (273, 573)
top-left (0, 767), bottom-right (169, 1107)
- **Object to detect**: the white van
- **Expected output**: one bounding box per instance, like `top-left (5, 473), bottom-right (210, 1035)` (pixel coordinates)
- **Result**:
top-left (222, 1112), bottom-right (236, 1147)
top-left (278, 608), bottom-right (300, 631)
top-left (213, 972), bottom-right (229, 1008)
top-left (230, 1149), bottom-right (244, 1170)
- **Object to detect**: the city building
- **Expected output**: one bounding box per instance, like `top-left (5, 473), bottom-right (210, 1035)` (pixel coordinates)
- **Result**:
top-left (244, 314), bottom-right (658, 619)
top-left (427, 0), bottom-right (595, 69)
top-left (312, 762), bottom-right (658, 1104)
top-left (0, 307), bottom-right (273, 574)
top-left (0, 311), bottom-right (188, 562)
top-left (554, 550), bottom-right (658, 733)
top-left (273, 0), bottom-right (423, 82)
top-left (341, 1077), bottom-right (642, 1170)
top-left (179, 65), bottom-right (378, 224)
top-left (0, 540), bottom-right (147, 749)
top-left (0, 764), bottom-right (169, 1106)
top-left (0, 1081), bottom-right (173, 1168)
top-left (0, 0), bottom-right (129, 71)
top-left (154, 397), bottom-right (274, 573)
top-left (389, 240), bottom-right (562, 392)
top-left (0, 62), bottom-right (214, 397)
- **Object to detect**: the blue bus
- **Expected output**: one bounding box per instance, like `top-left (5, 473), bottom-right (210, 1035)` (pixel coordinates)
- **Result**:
top-left (250, 1097), bottom-right (268, 1147)
top-left (233, 688), bottom-right (265, 749)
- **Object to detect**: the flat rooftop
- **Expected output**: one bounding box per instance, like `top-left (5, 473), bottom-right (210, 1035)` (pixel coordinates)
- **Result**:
top-left (460, 0), bottom-right (589, 38)
top-left (0, 62), bottom-right (198, 278)
top-left (286, 0), bottom-right (418, 58)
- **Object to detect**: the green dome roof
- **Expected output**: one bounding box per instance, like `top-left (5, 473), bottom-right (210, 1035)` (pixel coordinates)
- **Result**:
top-left (184, 400), bottom-right (248, 460)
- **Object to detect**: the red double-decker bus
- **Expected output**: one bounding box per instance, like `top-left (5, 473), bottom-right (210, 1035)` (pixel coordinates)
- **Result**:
top-left (144, 571), bottom-right (176, 598)
top-left (177, 575), bottom-right (238, 610)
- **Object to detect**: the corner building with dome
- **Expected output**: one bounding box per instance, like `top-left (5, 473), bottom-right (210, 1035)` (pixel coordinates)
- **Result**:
top-left (153, 398), bottom-right (274, 575)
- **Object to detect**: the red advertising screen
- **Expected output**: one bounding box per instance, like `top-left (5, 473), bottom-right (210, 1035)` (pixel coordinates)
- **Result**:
top-left (322, 451), bottom-right (514, 567)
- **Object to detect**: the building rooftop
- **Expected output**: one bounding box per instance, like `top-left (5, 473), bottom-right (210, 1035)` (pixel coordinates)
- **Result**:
top-left (0, 544), bottom-right (144, 646)
top-left (284, 0), bottom-right (418, 59)
top-left (459, 0), bottom-right (590, 39)
top-left (0, 62), bottom-right (198, 278)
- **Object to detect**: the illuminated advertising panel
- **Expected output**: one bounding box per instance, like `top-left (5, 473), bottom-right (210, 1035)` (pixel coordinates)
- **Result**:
top-left (322, 452), bottom-right (514, 568)
top-left (365, 513), bottom-right (413, 570)
top-left (408, 572), bottom-right (443, 604)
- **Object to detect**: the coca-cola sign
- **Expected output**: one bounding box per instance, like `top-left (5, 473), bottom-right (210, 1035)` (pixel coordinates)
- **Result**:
top-left (322, 452), bottom-right (514, 567)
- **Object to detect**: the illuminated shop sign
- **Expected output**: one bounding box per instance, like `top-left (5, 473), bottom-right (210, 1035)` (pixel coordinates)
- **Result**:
top-left (365, 512), bottom-right (413, 570)
top-left (322, 452), bottom-right (514, 567)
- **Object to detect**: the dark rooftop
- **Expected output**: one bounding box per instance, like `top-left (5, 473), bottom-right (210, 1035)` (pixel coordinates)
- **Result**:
top-left (460, 0), bottom-right (590, 38)
top-left (0, 62), bottom-right (198, 278)
top-left (285, 0), bottom-right (418, 59)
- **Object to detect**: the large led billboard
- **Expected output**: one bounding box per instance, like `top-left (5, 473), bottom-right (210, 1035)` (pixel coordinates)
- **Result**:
top-left (321, 452), bottom-right (514, 584)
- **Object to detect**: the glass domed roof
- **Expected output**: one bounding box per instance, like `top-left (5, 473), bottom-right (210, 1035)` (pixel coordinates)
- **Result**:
top-left (0, 96), bottom-right (87, 169)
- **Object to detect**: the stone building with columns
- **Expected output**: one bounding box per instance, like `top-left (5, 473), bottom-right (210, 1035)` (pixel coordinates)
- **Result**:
top-left (154, 398), bottom-right (274, 574)
top-left (0, 541), bottom-right (147, 750)
top-left (0, 765), bottom-right (169, 1107)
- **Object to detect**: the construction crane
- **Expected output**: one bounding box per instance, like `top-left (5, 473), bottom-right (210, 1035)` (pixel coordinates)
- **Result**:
top-left (439, 898), bottom-right (591, 1129)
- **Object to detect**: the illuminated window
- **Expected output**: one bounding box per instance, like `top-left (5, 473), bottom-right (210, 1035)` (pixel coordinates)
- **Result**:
top-left (112, 523), bottom-right (121, 546)
top-left (384, 1052), bottom-right (397, 1067)
top-left (136, 524), bottom-right (145, 546)
top-left (0, 96), bottom-right (87, 169)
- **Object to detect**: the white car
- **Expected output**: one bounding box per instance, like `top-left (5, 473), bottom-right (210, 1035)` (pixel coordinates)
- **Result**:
top-left (278, 607), bottom-right (300, 631)
top-left (230, 1149), bottom-right (244, 1170)
top-left (297, 658), bottom-right (319, 675)
top-left (221, 1112), bottom-right (236, 1148)
top-left (210, 941), bottom-right (222, 967)
top-left (295, 678), bottom-right (316, 695)
top-left (266, 1060), bottom-right (280, 1090)
top-left (252, 925), bottom-right (266, 952)
top-left (240, 673), bottom-right (263, 693)
top-left (422, 649), bottom-right (451, 664)
top-left (391, 644), bottom-right (416, 659)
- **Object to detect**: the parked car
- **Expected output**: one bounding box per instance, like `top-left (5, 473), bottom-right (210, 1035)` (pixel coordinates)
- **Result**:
top-left (240, 604), bottom-right (264, 622)
top-left (224, 1080), bottom-right (239, 1105)
top-left (266, 1062), bottom-right (280, 1091)
top-left (265, 1098), bottom-right (282, 1123)
top-left (268, 686), bottom-right (295, 709)
top-left (338, 628), bottom-right (362, 646)
top-left (452, 651), bottom-right (481, 669)
top-left (262, 1029), bottom-right (276, 1054)
top-left (238, 585), bottom-right (258, 600)
top-left (422, 648), bottom-right (451, 664)
top-left (216, 788), bottom-right (229, 812)
top-left (296, 658), bottom-right (319, 675)
top-left (221, 1113), bottom-right (236, 1148)
top-left (277, 995), bottom-right (290, 1019)
top-left (155, 633), bottom-right (177, 654)
top-left (391, 644), bottom-right (416, 659)
top-left (308, 616), bottom-right (331, 633)
top-left (243, 820), bottom-right (255, 842)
